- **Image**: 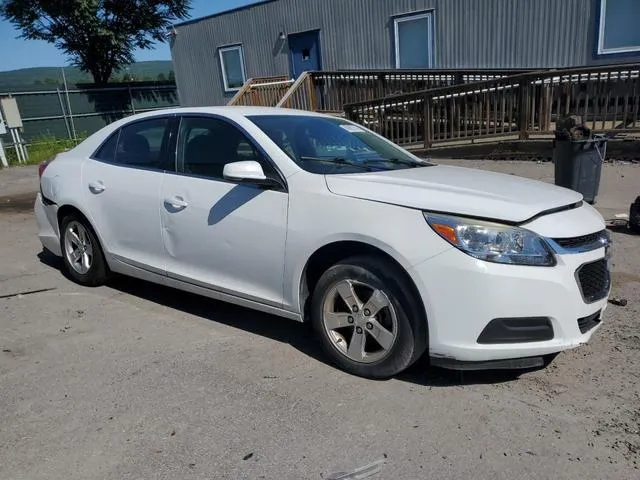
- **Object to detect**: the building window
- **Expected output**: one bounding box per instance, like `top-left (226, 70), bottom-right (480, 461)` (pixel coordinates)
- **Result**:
top-left (394, 11), bottom-right (435, 68)
top-left (218, 45), bottom-right (247, 92)
top-left (598, 0), bottom-right (640, 55)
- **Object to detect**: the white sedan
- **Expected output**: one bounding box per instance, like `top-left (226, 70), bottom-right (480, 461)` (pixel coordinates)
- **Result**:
top-left (35, 107), bottom-right (611, 378)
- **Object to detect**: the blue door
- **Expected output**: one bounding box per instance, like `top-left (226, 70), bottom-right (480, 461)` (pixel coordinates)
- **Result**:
top-left (289, 30), bottom-right (322, 78)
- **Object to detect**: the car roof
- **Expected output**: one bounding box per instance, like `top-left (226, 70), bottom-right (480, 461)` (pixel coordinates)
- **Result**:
top-left (126, 106), bottom-right (333, 120)
top-left (72, 106), bottom-right (343, 158)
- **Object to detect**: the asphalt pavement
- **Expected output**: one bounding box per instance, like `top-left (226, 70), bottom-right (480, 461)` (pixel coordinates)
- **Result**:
top-left (1, 163), bottom-right (639, 479)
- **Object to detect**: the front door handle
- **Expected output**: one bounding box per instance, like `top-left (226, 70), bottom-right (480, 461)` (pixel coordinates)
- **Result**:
top-left (88, 181), bottom-right (105, 194)
top-left (164, 196), bottom-right (188, 210)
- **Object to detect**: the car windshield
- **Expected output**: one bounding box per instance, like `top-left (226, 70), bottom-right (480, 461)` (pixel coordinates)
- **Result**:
top-left (247, 115), bottom-right (433, 174)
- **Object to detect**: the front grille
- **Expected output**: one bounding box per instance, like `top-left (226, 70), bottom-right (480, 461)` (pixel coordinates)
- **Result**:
top-left (578, 311), bottom-right (601, 334)
top-left (576, 259), bottom-right (610, 303)
top-left (553, 230), bottom-right (607, 250)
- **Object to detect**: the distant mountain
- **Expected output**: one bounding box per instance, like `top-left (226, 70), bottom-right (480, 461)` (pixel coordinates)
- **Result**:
top-left (0, 61), bottom-right (174, 90)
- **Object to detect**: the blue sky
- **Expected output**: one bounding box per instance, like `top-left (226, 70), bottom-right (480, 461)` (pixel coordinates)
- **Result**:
top-left (0, 0), bottom-right (261, 72)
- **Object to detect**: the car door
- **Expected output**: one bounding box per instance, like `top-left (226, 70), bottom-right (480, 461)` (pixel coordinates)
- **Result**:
top-left (160, 115), bottom-right (289, 307)
top-left (82, 116), bottom-right (174, 275)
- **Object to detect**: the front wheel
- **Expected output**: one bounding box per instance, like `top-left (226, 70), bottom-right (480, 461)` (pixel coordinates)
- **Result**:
top-left (60, 214), bottom-right (109, 286)
top-left (310, 256), bottom-right (427, 379)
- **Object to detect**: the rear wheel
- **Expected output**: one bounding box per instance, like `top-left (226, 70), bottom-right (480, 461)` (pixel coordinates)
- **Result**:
top-left (310, 255), bottom-right (427, 379)
top-left (60, 215), bottom-right (109, 286)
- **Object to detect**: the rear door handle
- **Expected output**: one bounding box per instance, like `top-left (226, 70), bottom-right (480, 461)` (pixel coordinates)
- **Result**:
top-left (88, 181), bottom-right (105, 194)
top-left (164, 196), bottom-right (188, 210)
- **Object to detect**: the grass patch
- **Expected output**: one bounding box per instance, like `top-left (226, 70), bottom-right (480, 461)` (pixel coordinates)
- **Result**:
top-left (2, 135), bottom-right (84, 168)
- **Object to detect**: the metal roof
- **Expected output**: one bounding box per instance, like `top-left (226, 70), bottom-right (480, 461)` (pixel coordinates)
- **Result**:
top-left (173, 0), bottom-right (279, 28)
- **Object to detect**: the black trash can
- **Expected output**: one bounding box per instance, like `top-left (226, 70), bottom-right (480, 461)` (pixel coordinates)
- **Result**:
top-left (553, 135), bottom-right (607, 204)
top-left (630, 196), bottom-right (640, 233)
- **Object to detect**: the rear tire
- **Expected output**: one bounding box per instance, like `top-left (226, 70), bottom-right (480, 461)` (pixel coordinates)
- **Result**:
top-left (310, 255), bottom-right (427, 379)
top-left (60, 214), bottom-right (109, 286)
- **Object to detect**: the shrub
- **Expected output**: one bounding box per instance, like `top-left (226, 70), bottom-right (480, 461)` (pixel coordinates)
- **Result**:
top-left (3, 135), bottom-right (84, 167)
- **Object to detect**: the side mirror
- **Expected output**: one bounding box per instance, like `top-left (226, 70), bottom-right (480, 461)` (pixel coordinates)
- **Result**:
top-left (223, 160), bottom-right (266, 181)
top-left (222, 161), bottom-right (281, 188)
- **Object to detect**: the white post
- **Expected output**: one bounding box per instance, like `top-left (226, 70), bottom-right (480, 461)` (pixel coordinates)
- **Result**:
top-left (9, 128), bottom-right (22, 163)
top-left (0, 137), bottom-right (8, 168)
top-left (0, 109), bottom-right (7, 167)
top-left (16, 129), bottom-right (28, 162)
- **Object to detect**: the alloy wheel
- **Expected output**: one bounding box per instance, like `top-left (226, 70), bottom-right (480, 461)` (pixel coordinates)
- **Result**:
top-left (63, 221), bottom-right (94, 275)
top-left (322, 279), bottom-right (398, 363)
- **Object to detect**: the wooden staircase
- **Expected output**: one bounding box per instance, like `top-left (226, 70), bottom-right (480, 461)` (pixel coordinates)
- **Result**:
top-left (227, 76), bottom-right (294, 107)
top-left (229, 69), bottom-right (533, 112)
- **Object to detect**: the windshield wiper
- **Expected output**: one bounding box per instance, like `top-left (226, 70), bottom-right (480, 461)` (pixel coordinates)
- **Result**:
top-left (299, 156), bottom-right (375, 171)
top-left (362, 157), bottom-right (425, 168)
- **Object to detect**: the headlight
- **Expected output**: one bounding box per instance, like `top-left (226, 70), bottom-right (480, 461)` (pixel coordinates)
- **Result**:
top-left (424, 213), bottom-right (556, 266)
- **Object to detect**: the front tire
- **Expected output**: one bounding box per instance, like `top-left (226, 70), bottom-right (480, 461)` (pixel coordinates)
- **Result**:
top-left (310, 255), bottom-right (427, 379)
top-left (60, 214), bottom-right (109, 286)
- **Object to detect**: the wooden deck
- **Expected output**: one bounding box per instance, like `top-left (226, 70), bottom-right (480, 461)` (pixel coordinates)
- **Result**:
top-left (345, 64), bottom-right (640, 149)
top-left (228, 65), bottom-right (640, 156)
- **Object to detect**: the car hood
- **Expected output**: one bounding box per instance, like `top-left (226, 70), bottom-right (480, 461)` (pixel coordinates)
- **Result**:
top-left (324, 165), bottom-right (583, 223)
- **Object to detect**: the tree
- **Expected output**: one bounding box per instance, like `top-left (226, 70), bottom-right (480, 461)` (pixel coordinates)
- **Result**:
top-left (157, 72), bottom-right (166, 81)
top-left (0, 1), bottom-right (190, 84)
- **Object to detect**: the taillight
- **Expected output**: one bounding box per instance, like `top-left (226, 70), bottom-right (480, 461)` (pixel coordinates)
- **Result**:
top-left (38, 160), bottom-right (51, 178)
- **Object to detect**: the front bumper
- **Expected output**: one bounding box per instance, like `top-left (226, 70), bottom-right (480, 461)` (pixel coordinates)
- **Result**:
top-left (35, 192), bottom-right (61, 256)
top-left (410, 245), bottom-right (609, 363)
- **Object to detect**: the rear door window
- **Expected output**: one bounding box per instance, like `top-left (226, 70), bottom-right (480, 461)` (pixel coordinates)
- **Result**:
top-left (92, 131), bottom-right (119, 162)
top-left (112, 117), bottom-right (172, 170)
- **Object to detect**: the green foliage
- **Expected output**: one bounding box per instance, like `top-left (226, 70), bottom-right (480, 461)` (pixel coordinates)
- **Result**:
top-left (4, 134), bottom-right (84, 167)
top-left (0, 66), bottom-right (91, 89)
top-left (168, 70), bottom-right (175, 81)
top-left (157, 72), bottom-right (166, 81)
top-left (121, 71), bottom-right (136, 82)
top-left (0, 61), bottom-right (174, 90)
top-left (0, 0), bottom-right (191, 84)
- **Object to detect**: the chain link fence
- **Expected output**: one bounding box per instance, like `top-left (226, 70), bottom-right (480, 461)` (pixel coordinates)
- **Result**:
top-left (1, 81), bottom-right (179, 143)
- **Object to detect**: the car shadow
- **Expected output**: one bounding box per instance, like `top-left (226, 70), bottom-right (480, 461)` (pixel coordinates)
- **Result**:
top-left (38, 249), bottom-right (538, 387)
top-left (398, 359), bottom-right (540, 387)
top-left (109, 273), bottom-right (329, 362)
top-left (607, 225), bottom-right (639, 237)
top-left (208, 185), bottom-right (263, 225)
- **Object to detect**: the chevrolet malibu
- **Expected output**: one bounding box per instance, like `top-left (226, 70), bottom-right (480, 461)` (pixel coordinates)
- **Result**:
top-left (35, 107), bottom-right (611, 379)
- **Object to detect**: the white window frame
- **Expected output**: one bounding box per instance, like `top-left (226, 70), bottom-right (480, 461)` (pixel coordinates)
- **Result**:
top-left (393, 11), bottom-right (435, 69)
top-left (218, 45), bottom-right (247, 92)
top-left (597, 0), bottom-right (640, 55)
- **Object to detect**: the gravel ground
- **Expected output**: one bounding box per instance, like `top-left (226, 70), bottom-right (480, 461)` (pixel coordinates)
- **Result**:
top-left (0, 162), bottom-right (639, 479)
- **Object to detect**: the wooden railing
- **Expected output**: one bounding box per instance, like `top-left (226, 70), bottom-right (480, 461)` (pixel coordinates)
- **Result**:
top-left (227, 76), bottom-right (293, 107)
top-left (276, 69), bottom-right (534, 112)
top-left (344, 64), bottom-right (640, 148)
top-left (276, 72), bottom-right (316, 110)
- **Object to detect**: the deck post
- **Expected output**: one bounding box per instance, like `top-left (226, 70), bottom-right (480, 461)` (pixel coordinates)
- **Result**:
top-left (423, 93), bottom-right (433, 149)
top-left (517, 80), bottom-right (531, 140)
